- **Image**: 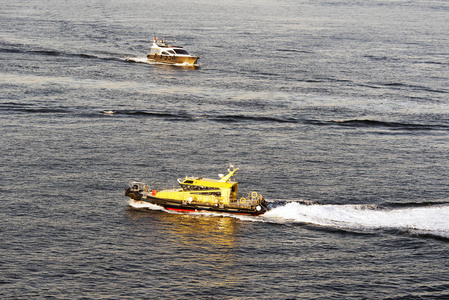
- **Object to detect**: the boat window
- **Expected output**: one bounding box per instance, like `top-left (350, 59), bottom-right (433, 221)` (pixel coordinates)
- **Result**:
top-left (180, 184), bottom-right (219, 191)
top-left (167, 50), bottom-right (176, 55)
top-left (161, 51), bottom-right (169, 55)
top-left (184, 180), bottom-right (194, 184)
top-left (173, 49), bottom-right (189, 55)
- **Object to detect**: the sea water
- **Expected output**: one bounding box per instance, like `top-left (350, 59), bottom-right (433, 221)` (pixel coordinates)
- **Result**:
top-left (1, 0), bottom-right (449, 298)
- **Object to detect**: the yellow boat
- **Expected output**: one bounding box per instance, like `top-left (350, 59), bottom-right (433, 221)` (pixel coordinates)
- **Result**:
top-left (125, 165), bottom-right (268, 215)
top-left (147, 37), bottom-right (199, 66)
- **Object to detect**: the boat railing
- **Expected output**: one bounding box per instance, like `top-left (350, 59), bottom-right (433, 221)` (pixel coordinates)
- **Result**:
top-left (179, 192), bottom-right (264, 207)
top-left (129, 182), bottom-right (180, 194)
top-left (229, 192), bottom-right (264, 207)
top-left (129, 181), bottom-right (148, 191)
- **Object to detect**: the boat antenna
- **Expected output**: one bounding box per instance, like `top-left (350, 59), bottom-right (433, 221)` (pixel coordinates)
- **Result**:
top-left (220, 164), bottom-right (238, 182)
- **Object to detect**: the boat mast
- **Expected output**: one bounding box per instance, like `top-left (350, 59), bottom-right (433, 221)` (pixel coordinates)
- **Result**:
top-left (219, 165), bottom-right (239, 182)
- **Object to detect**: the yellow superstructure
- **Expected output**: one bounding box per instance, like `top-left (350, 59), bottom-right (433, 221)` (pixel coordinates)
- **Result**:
top-left (156, 167), bottom-right (239, 205)
top-left (126, 165), bottom-right (268, 215)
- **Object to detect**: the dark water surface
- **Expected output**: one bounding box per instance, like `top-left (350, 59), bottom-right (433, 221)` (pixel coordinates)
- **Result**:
top-left (1, 0), bottom-right (449, 298)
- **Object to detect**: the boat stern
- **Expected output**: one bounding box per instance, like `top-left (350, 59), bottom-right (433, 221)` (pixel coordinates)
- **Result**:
top-left (125, 181), bottom-right (148, 201)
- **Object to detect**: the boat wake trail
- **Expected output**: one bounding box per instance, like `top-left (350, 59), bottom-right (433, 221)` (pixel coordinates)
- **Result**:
top-left (125, 56), bottom-right (153, 64)
top-left (128, 198), bottom-right (449, 239)
top-left (127, 199), bottom-right (164, 211)
top-left (263, 202), bottom-right (449, 239)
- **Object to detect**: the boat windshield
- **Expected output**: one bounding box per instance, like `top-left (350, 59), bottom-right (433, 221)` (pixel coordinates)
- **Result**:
top-left (173, 49), bottom-right (189, 55)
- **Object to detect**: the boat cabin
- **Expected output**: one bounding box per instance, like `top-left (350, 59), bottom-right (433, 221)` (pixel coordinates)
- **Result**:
top-left (149, 47), bottom-right (190, 56)
top-left (178, 177), bottom-right (238, 202)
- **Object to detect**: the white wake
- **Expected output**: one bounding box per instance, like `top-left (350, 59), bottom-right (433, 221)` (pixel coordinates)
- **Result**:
top-left (127, 198), bottom-right (449, 238)
top-left (263, 202), bottom-right (449, 238)
top-left (125, 57), bottom-right (153, 64)
top-left (127, 199), bottom-right (164, 211)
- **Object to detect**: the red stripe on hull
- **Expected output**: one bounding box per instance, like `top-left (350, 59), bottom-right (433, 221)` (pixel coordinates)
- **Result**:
top-left (165, 207), bottom-right (197, 213)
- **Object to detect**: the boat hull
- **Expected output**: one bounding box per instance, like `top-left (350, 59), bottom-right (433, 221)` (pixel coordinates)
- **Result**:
top-left (147, 53), bottom-right (199, 65)
top-left (126, 189), bottom-right (266, 216)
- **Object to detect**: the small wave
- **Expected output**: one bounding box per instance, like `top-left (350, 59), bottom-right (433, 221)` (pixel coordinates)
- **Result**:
top-left (0, 47), bottom-right (63, 57)
top-left (95, 109), bottom-right (197, 121)
top-left (328, 119), bottom-right (447, 130)
top-left (276, 49), bottom-right (313, 54)
top-left (0, 43), bottom-right (128, 63)
top-left (262, 202), bottom-right (449, 239)
top-left (381, 201), bottom-right (449, 208)
top-left (214, 115), bottom-right (297, 124)
top-left (0, 103), bottom-right (71, 114)
top-left (364, 55), bottom-right (399, 62)
top-left (96, 110), bottom-right (298, 124)
top-left (0, 46), bottom-right (64, 57)
top-left (331, 119), bottom-right (407, 127)
top-left (93, 109), bottom-right (448, 131)
top-left (422, 60), bottom-right (449, 66)
top-left (193, 114), bottom-right (446, 131)
top-left (373, 82), bottom-right (449, 94)
top-left (0, 47), bottom-right (25, 54)
top-left (116, 110), bottom-right (193, 120)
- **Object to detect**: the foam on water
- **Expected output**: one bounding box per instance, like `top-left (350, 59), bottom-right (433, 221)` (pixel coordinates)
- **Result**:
top-left (125, 56), bottom-right (153, 64)
top-left (128, 200), bottom-right (449, 238)
top-left (263, 202), bottom-right (449, 238)
top-left (127, 199), bottom-right (164, 211)
top-left (129, 198), bottom-right (449, 238)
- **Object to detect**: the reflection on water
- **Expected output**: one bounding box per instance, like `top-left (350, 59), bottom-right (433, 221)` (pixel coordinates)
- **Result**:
top-left (126, 209), bottom-right (242, 288)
